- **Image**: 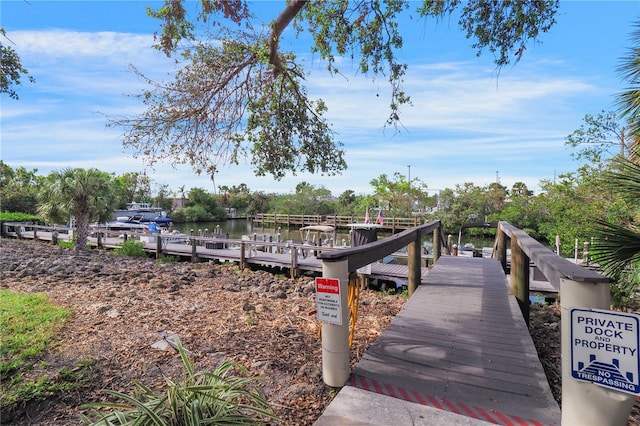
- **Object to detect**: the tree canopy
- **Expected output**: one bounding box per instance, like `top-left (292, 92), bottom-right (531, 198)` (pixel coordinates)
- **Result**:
top-left (111, 0), bottom-right (559, 180)
top-left (38, 168), bottom-right (115, 251)
top-left (1, 28), bottom-right (35, 100)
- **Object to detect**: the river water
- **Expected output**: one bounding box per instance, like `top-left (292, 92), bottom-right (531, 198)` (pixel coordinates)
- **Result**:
top-left (171, 219), bottom-right (353, 245)
top-left (171, 219), bottom-right (496, 253)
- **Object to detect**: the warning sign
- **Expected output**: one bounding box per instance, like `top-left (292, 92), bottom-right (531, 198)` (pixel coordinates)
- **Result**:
top-left (315, 277), bottom-right (342, 325)
top-left (571, 308), bottom-right (640, 395)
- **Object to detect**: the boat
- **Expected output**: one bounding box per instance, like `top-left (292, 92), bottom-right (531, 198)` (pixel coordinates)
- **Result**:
top-left (112, 201), bottom-right (173, 226)
top-left (91, 218), bottom-right (161, 233)
top-left (456, 221), bottom-right (497, 257)
top-left (286, 224), bottom-right (336, 259)
top-left (139, 229), bottom-right (190, 245)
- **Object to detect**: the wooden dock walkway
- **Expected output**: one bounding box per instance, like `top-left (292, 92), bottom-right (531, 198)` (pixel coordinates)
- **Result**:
top-left (153, 241), bottom-right (431, 284)
top-left (319, 255), bottom-right (560, 425)
top-left (3, 229), bottom-right (429, 284)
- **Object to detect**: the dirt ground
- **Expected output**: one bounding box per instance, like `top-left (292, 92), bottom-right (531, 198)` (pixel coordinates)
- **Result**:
top-left (1, 237), bottom-right (638, 425)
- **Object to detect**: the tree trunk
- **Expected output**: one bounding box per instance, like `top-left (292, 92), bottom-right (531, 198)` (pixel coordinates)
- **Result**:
top-left (74, 208), bottom-right (90, 252)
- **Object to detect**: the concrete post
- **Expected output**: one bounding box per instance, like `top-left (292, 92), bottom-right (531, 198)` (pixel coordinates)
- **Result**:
top-left (321, 259), bottom-right (350, 387)
top-left (561, 278), bottom-right (635, 425)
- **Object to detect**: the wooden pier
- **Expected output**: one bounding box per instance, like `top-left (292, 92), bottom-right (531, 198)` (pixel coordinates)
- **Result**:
top-left (318, 256), bottom-right (561, 425)
top-left (252, 213), bottom-right (424, 233)
top-left (0, 224), bottom-right (430, 284)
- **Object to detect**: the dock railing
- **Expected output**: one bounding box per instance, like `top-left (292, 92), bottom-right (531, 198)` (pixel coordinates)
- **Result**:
top-left (252, 213), bottom-right (424, 232)
top-left (494, 221), bottom-right (635, 425)
top-left (313, 220), bottom-right (447, 387)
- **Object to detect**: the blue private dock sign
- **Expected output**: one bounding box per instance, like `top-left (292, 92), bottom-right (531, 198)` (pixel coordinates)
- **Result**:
top-left (571, 308), bottom-right (640, 395)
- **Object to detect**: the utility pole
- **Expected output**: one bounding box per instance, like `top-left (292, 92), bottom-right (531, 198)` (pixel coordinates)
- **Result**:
top-left (407, 165), bottom-right (411, 187)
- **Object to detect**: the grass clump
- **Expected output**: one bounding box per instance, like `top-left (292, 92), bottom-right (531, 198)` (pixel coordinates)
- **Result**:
top-left (0, 290), bottom-right (90, 416)
top-left (0, 290), bottom-right (71, 378)
top-left (57, 240), bottom-right (74, 249)
top-left (113, 239), bottom-right (147, 257)
top-left (155, 255), bottom-right (178, 265)
top-left (81, 341), bottom-right (279, 425)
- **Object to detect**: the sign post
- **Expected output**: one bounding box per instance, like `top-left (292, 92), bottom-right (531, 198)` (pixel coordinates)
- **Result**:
top-left (317, 259), bottom-right (349, 387)
top-left (561, 277), bottom-right (637, 425)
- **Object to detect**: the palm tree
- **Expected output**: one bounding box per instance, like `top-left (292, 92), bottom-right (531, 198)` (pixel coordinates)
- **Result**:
top-left (38, 168), bottom-right (114, 251)
top-left (616, 20), bottom-right (640, 139)
top-left (590, 155), bottom-right (640, 277)
top-left (590, 20), bottom-right (640, 306)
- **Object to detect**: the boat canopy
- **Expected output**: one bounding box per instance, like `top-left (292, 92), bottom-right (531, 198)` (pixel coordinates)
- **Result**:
top-left (300, 225), bottom-right (335, 233)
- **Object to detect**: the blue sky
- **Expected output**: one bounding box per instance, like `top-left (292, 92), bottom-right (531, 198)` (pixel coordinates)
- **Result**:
top-left (2, 1), bottom-right (639, 198)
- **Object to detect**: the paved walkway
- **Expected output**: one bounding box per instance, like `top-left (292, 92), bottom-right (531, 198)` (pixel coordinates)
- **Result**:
top-left (316, 256), bottom-right (561, 425)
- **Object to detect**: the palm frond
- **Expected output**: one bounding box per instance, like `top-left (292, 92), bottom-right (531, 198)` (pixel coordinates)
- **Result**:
top-left (591, 219), bottom-right (640, 277)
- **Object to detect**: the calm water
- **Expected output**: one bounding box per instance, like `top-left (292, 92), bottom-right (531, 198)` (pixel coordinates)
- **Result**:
top-left (171, 219), bottom-right (353, 245)
top-left (169, 219), bottom-right (473, 252)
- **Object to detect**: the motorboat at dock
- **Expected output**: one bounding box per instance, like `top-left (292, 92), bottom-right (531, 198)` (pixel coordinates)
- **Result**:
top-left (113, 201), bottom-right (173, 226)
top-left (90, 218), bottom-right (161, 233)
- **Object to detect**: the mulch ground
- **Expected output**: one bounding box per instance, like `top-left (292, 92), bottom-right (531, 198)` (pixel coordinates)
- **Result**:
top-left (2, 237), bottom-right (639, 424)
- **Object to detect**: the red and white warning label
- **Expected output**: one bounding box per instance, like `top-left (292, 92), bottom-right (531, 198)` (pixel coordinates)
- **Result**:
top-left (315, 277), bottom-right (342, 325)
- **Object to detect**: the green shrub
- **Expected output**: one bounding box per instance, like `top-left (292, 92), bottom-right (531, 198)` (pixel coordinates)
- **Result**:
top-left (0, 212), bottom-right (41, 223)
top-left (81, 341), bottom-right (279, 425)
top-left (610, 265), bottom-right (640, 311)
top-left (113, 239), bottom-right (146, 257)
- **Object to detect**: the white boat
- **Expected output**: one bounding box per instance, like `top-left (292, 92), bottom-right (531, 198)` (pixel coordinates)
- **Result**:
top-left (91, 218), bottom-right (161, 233)
top-left (140, 229), bottom-right (190, 245)
top-left (112, 201), bottom-right (173, 226)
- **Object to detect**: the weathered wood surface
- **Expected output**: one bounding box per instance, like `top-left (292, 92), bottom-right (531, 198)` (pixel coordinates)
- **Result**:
top-left (349, 256), bottom-right (561, 425)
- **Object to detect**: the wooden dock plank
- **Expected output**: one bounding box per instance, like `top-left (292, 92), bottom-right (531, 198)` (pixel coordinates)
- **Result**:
top-left (350, 256), bottom-right (561, 425)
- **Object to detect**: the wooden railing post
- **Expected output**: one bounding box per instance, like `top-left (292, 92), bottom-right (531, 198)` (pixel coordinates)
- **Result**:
top-left (407, 230), bottom-right (421, 296)
top-left (510, 233), bottom-right (530, 325)
top-left (290, 247), bottom-right (299, 278)
top-left (494, 223), bottom-right (507, 272)
top-left (156, 235), bottom-right (162, 259)
top-left (191, 238), bottom-right (198, 263)
top-left (240, 242), bottom-right (246, 270)
top-left (432, 227), bottom-right (441, 262)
